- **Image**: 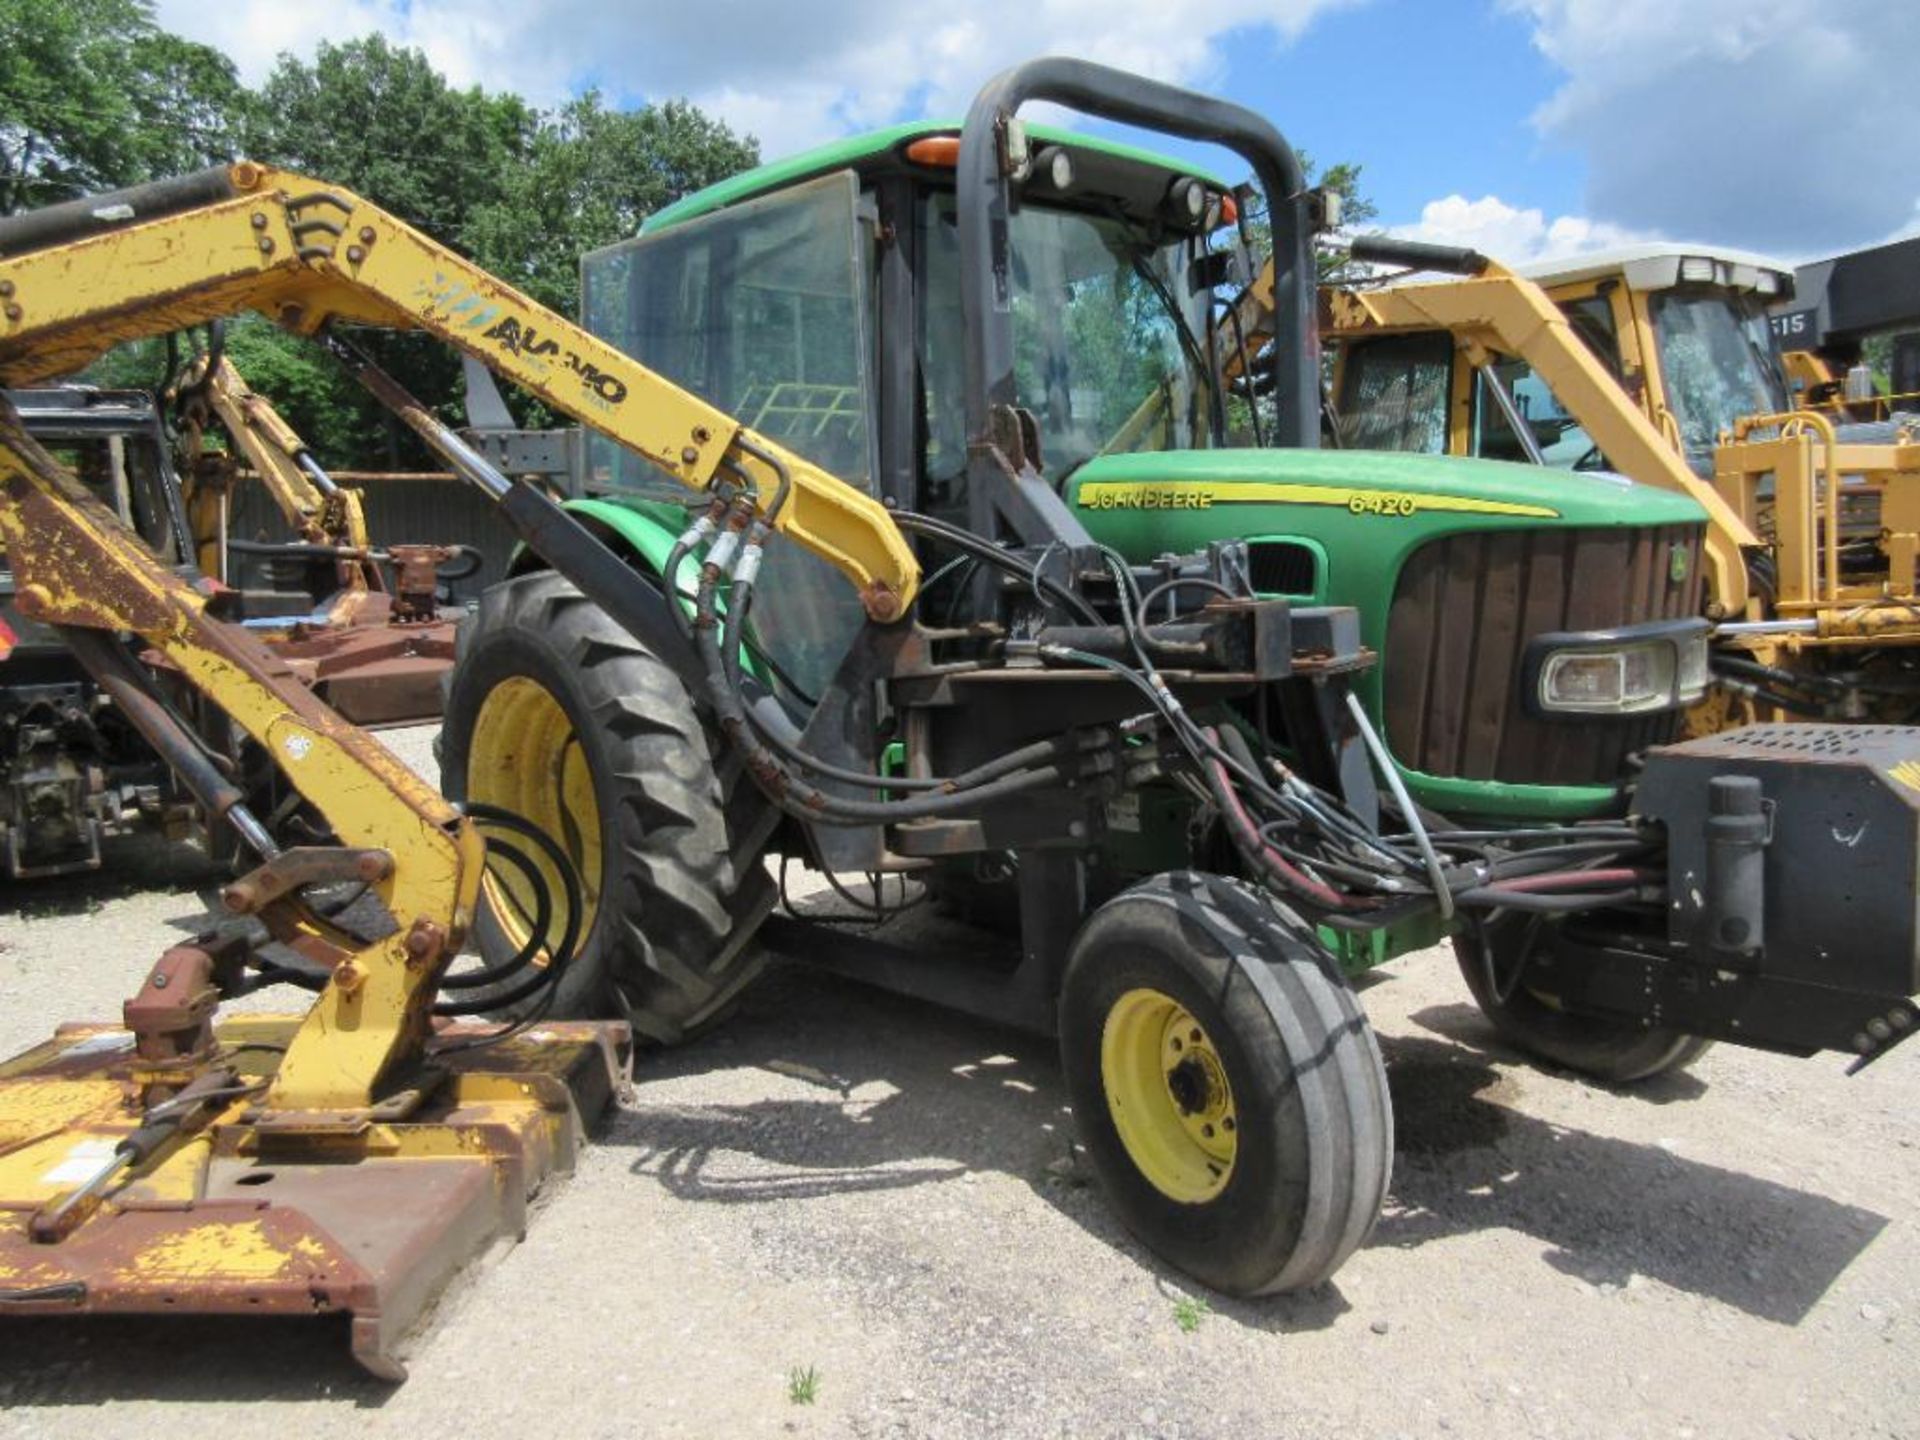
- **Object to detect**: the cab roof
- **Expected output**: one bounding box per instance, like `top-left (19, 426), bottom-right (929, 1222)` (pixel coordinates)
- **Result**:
top-left (641, 118), bottom-right (1226, 235)
top-left (1517, 243), bottom-right (1796, 300)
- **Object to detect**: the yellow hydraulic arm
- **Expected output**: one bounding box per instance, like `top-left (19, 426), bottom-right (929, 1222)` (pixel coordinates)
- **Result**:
top-left (174, 353), bottom-right (376, 583)
top-left (0, 399), bottom-right (478, 1114)
top-left (0, 161), bottom-right (920, 619)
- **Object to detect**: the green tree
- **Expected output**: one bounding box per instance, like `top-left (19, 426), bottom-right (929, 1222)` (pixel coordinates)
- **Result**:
top-left (0, 0), bottom-right (243, 213)
top-left (465, 92), bottom-right (759, 320)
top-left (245, 35), bottom-right (533, 241)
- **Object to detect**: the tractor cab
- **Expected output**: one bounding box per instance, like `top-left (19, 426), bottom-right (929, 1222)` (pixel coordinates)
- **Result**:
top-left (578, 117), bottom-right (1271, 698)
top-left (583, 121), bottom-right (1251, 513)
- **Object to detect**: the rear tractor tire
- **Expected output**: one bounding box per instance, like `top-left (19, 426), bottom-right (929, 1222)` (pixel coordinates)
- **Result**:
top-left (439, 570), bottom-right (777, 1041)
top-left (1060, 872), bottom-right (1393, 1296)
top-left (1454, 916), bottom-right (1711, 1084)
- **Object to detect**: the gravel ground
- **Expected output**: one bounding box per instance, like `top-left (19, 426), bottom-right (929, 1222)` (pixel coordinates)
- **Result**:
top-left (0, 726), bottom-right (1915, 1438)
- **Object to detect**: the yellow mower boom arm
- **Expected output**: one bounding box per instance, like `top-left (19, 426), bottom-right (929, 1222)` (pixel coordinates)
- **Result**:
top-left (0, 161), bottom-right (920, 618)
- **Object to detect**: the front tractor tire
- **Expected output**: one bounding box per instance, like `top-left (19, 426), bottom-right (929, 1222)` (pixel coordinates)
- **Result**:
top-left (1060, 873), bottom-right (1393, 1296)
top-left (440, 570), bottom-right (777, 1041)
top-left (1455, 917), bottom-right (1711, 1084)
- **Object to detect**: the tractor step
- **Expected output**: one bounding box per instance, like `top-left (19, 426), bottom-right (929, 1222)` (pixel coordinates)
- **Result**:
top-left (0, 1013), bottom-right (628, 1379)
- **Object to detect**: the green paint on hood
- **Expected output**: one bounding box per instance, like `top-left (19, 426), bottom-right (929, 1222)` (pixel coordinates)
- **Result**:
top-left (1067, 448), bottom-right (1706, 529)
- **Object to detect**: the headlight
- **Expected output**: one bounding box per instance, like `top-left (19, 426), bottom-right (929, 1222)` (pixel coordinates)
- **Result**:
top-left (1525, 619), bottom-right (1712, 717)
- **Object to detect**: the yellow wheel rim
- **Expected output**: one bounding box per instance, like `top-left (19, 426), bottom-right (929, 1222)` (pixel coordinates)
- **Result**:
top-left (1100, 986), bottom-right (1238, 1203)
top-left (466, 676), bottom-right (601, 962)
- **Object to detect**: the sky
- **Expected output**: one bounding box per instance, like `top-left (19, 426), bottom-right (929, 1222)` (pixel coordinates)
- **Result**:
top-left (149, 0), bottom-right (1919, 264)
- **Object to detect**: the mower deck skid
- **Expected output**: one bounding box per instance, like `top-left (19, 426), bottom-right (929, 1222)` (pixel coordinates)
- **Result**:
top-left (0, 1013), bottom-right (628, 1379)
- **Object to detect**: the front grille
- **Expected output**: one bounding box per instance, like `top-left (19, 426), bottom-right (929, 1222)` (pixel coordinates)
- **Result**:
top-left (1247, 540), bottom-right (1318, 596)
top-left (1383, 524), bottom-right (1705, 786)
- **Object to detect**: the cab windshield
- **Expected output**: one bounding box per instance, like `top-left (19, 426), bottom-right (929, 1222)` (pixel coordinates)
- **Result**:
top-left (1649, 289), bottom-right (1791, 476)
top-left (918, 193), bottom-right (1219, 497)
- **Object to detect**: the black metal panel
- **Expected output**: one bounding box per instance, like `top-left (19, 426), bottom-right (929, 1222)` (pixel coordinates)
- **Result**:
top-left (1638, 724), bottom-right (1920, 1001)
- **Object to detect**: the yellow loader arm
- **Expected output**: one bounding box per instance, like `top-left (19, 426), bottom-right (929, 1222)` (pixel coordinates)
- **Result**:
top-left (0, 161), bottom-right (919, 618)
top-left (0, 160), bottom-right (914, 1118)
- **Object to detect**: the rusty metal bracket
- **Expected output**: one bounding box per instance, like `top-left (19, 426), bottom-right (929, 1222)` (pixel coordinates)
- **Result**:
top-left (220, 845), bottom-right (393, 916)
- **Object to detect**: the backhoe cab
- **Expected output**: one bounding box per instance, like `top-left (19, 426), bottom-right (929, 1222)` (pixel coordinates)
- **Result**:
top-left (1325, 240), bottom-right (1920, 725)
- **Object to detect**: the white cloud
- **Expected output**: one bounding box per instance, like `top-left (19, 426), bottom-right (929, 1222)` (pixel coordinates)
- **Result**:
top-left (1503, 0), bottom-right (1920, 254)
top-left (153, 0), bottom-right (1366, 158)
top-left (1391, 193), bottom-right (1656, 264)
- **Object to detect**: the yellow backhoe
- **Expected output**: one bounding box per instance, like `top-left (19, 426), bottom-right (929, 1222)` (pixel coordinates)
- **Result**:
top-left (1288, 236), bottom-right (1920, 724)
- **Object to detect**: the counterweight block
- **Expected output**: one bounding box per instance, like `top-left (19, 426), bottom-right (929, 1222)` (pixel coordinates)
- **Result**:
top-left (1549, 724), bottom-right (1920, 1064)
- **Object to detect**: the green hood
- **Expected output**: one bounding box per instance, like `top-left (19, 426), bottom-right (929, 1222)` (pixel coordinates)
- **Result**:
top-left (1067, 447), bottom-right (1706, 530)
top-left (1071, 447), bottom-right (1709, 822)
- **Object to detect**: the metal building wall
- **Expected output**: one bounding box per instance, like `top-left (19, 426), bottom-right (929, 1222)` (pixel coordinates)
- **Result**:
top-left (227, 478), bottom-right (519, 606)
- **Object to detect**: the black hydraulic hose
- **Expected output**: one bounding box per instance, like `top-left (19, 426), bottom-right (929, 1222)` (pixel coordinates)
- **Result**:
top-left (1137, 575), bottom-right (1236, 620)
top-left (434, 803), bottom-right (585, 1016)
top-left (890, 509), bottom-right (1105, 626)
top-left (723, 559), bottom-right (1108, 796)
top-left (434, 545), bottom-right (486, 581)
top-left (227, 538), bottom-right (370, 560)
top-left (1475, 841), bottom-right (1646, 882)
top-left (1451, 885), bottom-right (1641, 914)
top-left (1711, 652), bottom-right (1845, 696)
top-left (434, 838), bottom-right (551, 992)
top-left (693, 567), bottom-right (1072, 823)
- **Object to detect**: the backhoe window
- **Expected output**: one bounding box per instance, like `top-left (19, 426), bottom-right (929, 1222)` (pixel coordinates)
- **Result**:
top-left (1650, 290), bottom-right (1791, 476)
top-left (917, 193), bottom-right (1216, 490)
top-left (1335, 333), bottom-right (1451, 452)
top-left (581, 172), bottom-right (878, 705)
top-left (1472, 358), bottom-right (1609, 470)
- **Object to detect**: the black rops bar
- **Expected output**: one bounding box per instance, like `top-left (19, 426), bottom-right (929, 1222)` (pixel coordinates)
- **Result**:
top-left (956, 57), bottom-right (1317, 453)
top-left (0, 166), bottom-right (240, 260)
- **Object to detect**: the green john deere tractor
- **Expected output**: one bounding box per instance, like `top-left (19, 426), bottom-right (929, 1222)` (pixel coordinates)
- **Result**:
top-left (440, 59), bottom-right (1920, 1298)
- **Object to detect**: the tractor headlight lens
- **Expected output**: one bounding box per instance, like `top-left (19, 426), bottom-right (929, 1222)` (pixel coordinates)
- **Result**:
top-left (1526, 620), bottom-right (1711, 717)
top-left (1540, 646), bottom-right (1672, 712)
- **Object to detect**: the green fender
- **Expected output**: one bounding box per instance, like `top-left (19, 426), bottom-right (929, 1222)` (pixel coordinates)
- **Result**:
top-left (511, 495), bottom-right (771, 681)
top-left (508, 495), bottom-right (687, 587)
